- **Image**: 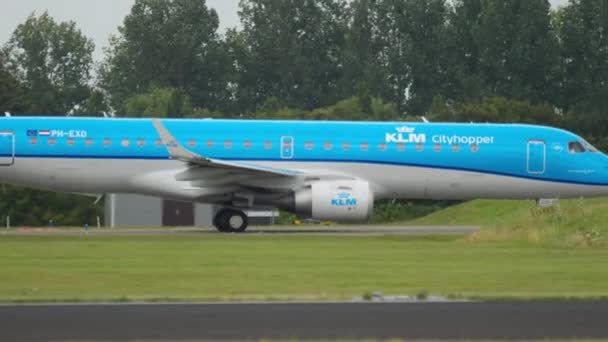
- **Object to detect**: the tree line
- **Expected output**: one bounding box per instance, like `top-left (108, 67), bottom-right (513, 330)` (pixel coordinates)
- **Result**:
top-left (0, 0), bottom-right (606, 225)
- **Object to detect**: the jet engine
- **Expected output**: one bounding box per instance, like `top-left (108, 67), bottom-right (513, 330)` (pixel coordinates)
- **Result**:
top-left (293, 180), bottom-right (374, 222)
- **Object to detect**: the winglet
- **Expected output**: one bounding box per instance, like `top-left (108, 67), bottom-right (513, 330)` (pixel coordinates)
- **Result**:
top-left (152, 118), bottom-right (204, 162)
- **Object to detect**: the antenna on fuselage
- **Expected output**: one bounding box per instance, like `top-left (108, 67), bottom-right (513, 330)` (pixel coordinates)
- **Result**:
top-left (421, 116), bottom-right (429, 123)
top-left (4, 112), bottom-right (11, 117)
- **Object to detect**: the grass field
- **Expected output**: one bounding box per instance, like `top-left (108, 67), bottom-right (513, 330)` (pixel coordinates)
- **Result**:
top-left (410, 198), bottom-right (608, 247)
top-left (0, 234), bottom-right (607, 302)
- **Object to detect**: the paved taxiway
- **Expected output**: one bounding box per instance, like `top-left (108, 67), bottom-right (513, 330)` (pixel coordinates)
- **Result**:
top-left (2, 225), bottom-right (478, 236)
top-left (1, 301), bottom-right (607, 341)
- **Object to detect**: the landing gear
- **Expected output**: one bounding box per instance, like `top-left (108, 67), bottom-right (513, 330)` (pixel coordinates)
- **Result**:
top-left (213, 208), bottom-right (249, 233)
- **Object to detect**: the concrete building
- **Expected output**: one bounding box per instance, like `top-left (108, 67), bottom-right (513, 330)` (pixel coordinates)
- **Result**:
top-left (104, 194), bottom-right (277, 228)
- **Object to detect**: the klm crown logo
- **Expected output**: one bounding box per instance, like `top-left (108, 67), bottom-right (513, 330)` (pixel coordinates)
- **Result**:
top-left (395, 125), bottom-right (415, 133)
top-left (337, 192), bottom-right (350, 199)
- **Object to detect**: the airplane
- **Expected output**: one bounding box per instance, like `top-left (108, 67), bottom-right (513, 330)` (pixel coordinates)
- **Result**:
top-left (0, 116), bottom-right (606, 232)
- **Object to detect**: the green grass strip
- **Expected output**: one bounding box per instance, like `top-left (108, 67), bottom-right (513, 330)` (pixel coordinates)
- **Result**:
top-left (410, 198), bottom-right (608, 247)
top-left (0, 234), bottom-right (607, 302)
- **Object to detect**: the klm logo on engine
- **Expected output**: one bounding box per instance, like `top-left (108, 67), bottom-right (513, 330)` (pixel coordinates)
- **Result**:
top-left (331, 192), bottom-right (357, 207)
top-left (385, 125), bottom-right (426, 144)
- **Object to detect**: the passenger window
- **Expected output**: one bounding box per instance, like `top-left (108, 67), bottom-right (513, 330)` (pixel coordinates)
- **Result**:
top-left (569, 141), bottom-right (585, 153)
top-left (264, 140), bottom-right (272, 149)
top-left (48, 137), bottom-right (56, 146)
top-left (433, 143), bottom-right (441, 152)
top-left (452, 144), bottom-right (460, 152)
top-left (155, 139), bottom-right (163, 147)
top-left (360, 142), bottom-right (369, 151)
top-left (416, 143), bottom-right (423, 152)
top-left (187, 139), bottom-right (196, 148)
top-left (378, 143), bottom-right (387, 151)
top-left (304, 141), bottom-right (313, 150)
top-left (470, 144), bottom-right (479, 153)
top-left (343, 142), bottom-right (350, 151)
top-left (137, 138), bottom-right (145, 147)
top-left (206, 139), bottom-right (214, 148)
top-left (397, 143), bottom-right (405, 151)
top-left (224, 140), bottom-right (232, 149)
top-left (67, 138), bottom-right (75, 146)
top-left (29, 137), bottom-right (37, 145)
top-left (244, 140), bottom-right (252, 149)
top-left (104, 138), bottom-right (111, 147)
top-left (324, 142), bottom-right (332, 150)
top-left (85, 138), bottom-right (93, 146)
top-left (121, 138), bottom-right (130, 147)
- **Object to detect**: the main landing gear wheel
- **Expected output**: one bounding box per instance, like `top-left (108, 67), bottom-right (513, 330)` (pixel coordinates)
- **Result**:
top-left (213, 208), bottom-right (249, 233)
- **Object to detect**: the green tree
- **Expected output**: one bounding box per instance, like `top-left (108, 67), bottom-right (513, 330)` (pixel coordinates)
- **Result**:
top-left (396, 0), bottom-right (451, 115)
top-left (345, 0), bottom-right (450, 115)
top-left (428, 96), bottom-right (557, 125)
top-left (1, 15), bottom-right (101, 227)
top-left (125, 87), bottom-right (193, 118)
top-left (253, 96), bottom-right (399, 121)
top-left (0, 52), bottom-right (25, 113)
top-left (0, 185), bottom-right (102, 227)
top-left (75, 90), bottom-right (111, 117)
top-left (364, 0), bottom-right (412, 114)
top-left (235, 0), bottom-right (348, 112)
top-left (448, 0), bottom-right (559, 105)
top-left (558, 0), bottom-right (608, 140)
top-left (444, 0), bottom-right (485, 101)
top-left (3, 12), bottom-right (94, 114)
top-left (100, 0), bottom-right (232, 114)
top-left (342, 0), bottom-right (390, 107)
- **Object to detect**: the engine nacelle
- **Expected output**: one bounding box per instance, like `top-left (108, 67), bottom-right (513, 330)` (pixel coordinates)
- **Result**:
top-left (294, 180), bottom-right (374, 222)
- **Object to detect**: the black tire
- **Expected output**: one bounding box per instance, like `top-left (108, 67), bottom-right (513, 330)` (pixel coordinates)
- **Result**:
top-left (214, 209), bottom-right (248, 233)
top-left (225, 209), bottom-right (248, 233)
top-left (213, 209), bottom-right (229, 232)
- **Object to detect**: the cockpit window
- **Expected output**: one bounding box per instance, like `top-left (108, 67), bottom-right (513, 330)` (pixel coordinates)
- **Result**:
top-left (568, 141), bottom-right (585, 153)
top-left (582, 140), bottom-right (598, 153)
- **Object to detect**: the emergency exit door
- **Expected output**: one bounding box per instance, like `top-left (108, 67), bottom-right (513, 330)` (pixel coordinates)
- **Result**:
top-left (280, 136), bottom-right (294, 159)
top-left (527, 140), bottom-right (546, 174)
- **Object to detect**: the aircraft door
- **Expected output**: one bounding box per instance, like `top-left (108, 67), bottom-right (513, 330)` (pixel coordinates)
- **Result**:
top-left (280, 136), bottom-right (294, 159)
top-left (527, 140), bottom-right (545, 174)
top-left (0, 131), bottom-right (15, 166)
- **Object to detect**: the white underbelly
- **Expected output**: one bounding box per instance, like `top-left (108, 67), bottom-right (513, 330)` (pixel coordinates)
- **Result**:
top-left (1, 158), bottom-right (606, 201)
top-left (256, 161), bottom-right (608, 200)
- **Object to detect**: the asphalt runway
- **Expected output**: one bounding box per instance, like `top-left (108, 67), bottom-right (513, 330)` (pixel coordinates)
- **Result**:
top-left (1, 301), bottom-right (607, 341)
top-left (1, 225), bottom-right (478, 236)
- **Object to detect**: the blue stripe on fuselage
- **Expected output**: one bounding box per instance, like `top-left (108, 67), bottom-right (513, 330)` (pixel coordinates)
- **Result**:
top-left (1, 116), bottom-right (606, 186)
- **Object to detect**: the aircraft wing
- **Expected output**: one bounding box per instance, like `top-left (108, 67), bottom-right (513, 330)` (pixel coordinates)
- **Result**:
top-left (152, 119), bottom-right (301, 177)
top-left (133, 119), bottom-right (359, 205)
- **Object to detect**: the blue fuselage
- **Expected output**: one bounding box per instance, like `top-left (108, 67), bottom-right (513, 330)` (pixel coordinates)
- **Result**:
top-left (1, 117), bottom-right (606, 184)
top-left (0, 117), bottom-right (607, 203)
